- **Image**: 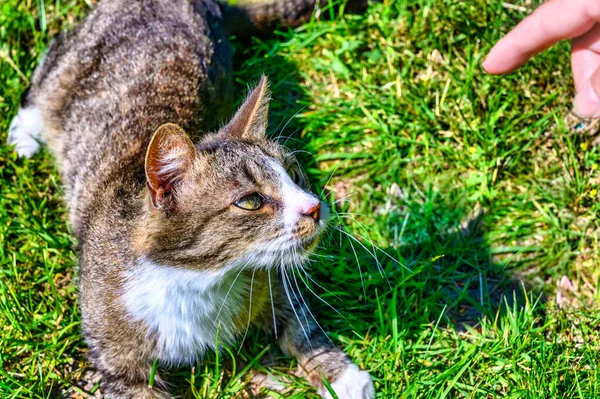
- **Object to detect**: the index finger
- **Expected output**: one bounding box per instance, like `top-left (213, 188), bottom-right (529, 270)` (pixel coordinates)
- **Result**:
top-left (483, 0), bottom-right (600, 74)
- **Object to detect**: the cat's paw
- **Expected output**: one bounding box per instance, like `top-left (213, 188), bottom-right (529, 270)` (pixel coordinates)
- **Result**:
top-left (7, 106), bottom-right (44, 158)
top-left (320, 363), bottom-right (375, 399)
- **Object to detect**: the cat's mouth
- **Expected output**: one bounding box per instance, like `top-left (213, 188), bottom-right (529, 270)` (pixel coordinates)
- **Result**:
top-left (296, 230), bottom-right (321, 251)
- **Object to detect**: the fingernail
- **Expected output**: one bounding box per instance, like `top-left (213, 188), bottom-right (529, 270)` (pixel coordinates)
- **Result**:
top-left (482, 56), bottom-right (490, 70)
top-left (573, 79), bottom-right (600, 119)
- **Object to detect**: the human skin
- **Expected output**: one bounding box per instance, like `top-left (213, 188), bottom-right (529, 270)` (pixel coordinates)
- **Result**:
top-left (483, 0), bottom-right (600, 119)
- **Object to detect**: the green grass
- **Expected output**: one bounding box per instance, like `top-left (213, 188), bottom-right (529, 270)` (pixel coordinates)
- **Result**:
top-left (1, 0), bottom-right (600, 398)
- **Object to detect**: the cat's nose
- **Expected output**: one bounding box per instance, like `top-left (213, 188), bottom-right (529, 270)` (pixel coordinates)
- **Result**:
top-left (303, 203), bottom-right (321, 222)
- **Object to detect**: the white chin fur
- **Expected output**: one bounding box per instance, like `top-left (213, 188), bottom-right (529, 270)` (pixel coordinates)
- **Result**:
top-left (319, 364), bottom-right (375, 399)
top-left (7, 106), bottom-right (44, 158)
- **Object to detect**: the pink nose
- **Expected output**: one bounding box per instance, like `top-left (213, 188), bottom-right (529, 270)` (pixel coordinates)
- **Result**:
top-left (303, 203), bottom-right (321, 222)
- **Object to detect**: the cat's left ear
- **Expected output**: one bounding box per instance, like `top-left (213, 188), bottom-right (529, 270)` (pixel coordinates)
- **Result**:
top-left (145, 123), bottom-right (197, 210)
top-left (221, 75), bottom-right (270, 140)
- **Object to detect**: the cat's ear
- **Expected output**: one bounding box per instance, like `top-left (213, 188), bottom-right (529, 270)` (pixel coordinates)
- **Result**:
top-left (145, 123), bottom-right (196, 210)
top-left (222, 75), bottom-right (270, 140)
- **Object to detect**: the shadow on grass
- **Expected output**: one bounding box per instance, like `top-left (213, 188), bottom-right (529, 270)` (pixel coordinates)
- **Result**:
top-left (230, 32), bottom-right (531, 329)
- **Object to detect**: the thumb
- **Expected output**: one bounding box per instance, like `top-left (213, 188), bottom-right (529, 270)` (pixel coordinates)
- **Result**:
top-left (573, 63), bottom-right (600, 118)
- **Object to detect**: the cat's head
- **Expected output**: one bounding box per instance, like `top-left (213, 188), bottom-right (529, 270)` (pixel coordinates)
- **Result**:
top-left (138, 76), bottom-right (328, 270)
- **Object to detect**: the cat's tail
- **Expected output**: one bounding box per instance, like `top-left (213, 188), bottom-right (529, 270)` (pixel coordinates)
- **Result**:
top-left (219, 0), bottom-right (369, 35)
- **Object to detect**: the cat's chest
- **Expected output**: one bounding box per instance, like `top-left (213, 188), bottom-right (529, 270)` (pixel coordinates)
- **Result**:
top-left (122, 260), bottom-right (254, 366)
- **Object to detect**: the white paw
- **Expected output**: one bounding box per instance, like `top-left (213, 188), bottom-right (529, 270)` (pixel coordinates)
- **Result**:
top-left (320, 363), bottom-right (375, 399)
top-left (7, 106), bottom-right (44, 158)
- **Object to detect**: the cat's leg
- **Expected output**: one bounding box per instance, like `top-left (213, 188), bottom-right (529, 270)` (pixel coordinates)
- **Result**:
top-left (278, 302), bottom-right (375, 399)
top-left (7, 92), bottom-right (45, 158)
top-left (101, 379), bottom-right (170, 399)
top-left (85, 342), bottom-right (171, 399)
top-left (94, 363), bottom-right (172, 399)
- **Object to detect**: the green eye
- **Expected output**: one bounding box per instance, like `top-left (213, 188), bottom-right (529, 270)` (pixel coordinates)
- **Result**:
top-left (234, 193), bottom-right (263, 210)
top-left (288, 167), bottom-right (301, 185)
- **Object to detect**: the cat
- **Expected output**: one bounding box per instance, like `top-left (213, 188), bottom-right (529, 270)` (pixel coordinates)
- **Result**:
top-left (7, 0), bottom-right (375, 398)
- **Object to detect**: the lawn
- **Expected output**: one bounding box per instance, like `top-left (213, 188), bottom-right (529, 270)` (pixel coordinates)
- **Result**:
top-left (1, 0), bottom-right (600, 398)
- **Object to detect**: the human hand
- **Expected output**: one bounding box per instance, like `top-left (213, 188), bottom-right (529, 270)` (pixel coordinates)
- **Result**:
top-left (483, 0), bottom-right (600, 118)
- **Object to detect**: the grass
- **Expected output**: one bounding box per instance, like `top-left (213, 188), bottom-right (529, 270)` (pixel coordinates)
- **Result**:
top-left (1, 0), bottom-right (600, 398)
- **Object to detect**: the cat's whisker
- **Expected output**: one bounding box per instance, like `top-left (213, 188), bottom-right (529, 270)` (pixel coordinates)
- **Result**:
top-left (335, 211), bottom-right (369, 218)
top-left (283, 266), bottom-right (310, 338)
top-left (281, 265), bottom-right (312, 350)
top-left (277, 105), bottom-right (309, 146)
top-left (300, 247), bottom-right (334, 260)
top-left (297, 268), bottom-right (350, 326)
top-left (267, 267), bottom-right (278, 339)
top-left (237, 268), bottom-right (256, 354)
top-left (270, 112), bottom-right (291, 140)
top-left (337, 214), bottom-right (384, 273)
top-left (337, 214), bottom-right (411, 272)
top-left (318, 156), bottom-right (354, 199)
top-left (331, 225), bottom-right (392, 289)
top-left (332, 209), bottom-right (398, 279)
top-left (331, 192), bottom-right (358, 205)
top-left (355, 231), bottom-right (410, 270)
top-left (212, 266), bottom-right (247, 329)
top-left (291, 149), bottom-right (315, 157)
top-left (326, 216), bottom-right (367, 285)
top-left (272, 126), bottom-right (303, 149)
top-left (271, 134), bottom-right (304, 145)
top-left (297, 266), bottom-right (342, 302)
top-left (289, 263), bottom-right (334, 348)
top-left (344, 229), bottom-right (367, 299)
top-left (282, 127), bottom-right (303, 147)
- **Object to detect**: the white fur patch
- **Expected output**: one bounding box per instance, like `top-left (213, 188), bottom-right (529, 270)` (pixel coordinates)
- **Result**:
top-left (267, 160), bottom-right (328, 233)
top-left (122, 258), bottom-right (251, 366)
top-left (320, 364), bottom-right (375, 399)
top-left (7, 106), bottom-right (45, 158)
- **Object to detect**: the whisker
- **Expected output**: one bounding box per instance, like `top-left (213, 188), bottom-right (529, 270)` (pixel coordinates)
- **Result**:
top-left (237, 268), bottom-right (256, 354)
top-left (298, 267), bottom-right (342, 302)
top-left (281, 265), bottom-right (312, 350)
top-left (334, 211), bottom-right (369, 218)
top-left (318, 156), bottom-right (354, 199)
top-left (299, 247), bottom-right (335, 260)
top-left (283, 267), bottom-right (311, 339)
top-left (291, 149), bottom-right (315, 157)
top-left (213, 266), bottom-right (247, 328)
top-left (336, 214), bottom-right (412, 273)
top-left (297, 268), bottom-right (352, 327)
top-left (331, 192), bottom-right (358, 205)
top-left (352, 230), bottom-right (411, 272)
top-left (289, 264), bottom-right (334, 348)
top-left (345, 228), bottom-right (367, 299)
top-left (272, 134), bottom-right (305, 145)
top-left (279, 105), bottom-right (309, 146)
top-left (332, 225), bottom-right (392, 289)
top-left (336, 214), bottom-right (383, 267)
top-left (268, 268), bottom-right (278, 339)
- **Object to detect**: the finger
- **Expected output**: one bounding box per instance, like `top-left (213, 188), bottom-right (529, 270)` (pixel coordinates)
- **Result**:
top-left (571, 23), bottom-right (600, 91)
top-left (573, 63), bottom-right (600, 118)
top-left (483, 0), bottom-right (600, 74)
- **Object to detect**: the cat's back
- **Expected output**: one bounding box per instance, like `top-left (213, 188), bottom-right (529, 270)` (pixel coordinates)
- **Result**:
top-left (34, 0), bottom-right (232, 234)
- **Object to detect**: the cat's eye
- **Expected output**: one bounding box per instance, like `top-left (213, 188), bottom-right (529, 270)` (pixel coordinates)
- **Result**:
top-left (287, 166), bottom-right (302, 185)
top-left (233, 193), bottom-right (263, 210)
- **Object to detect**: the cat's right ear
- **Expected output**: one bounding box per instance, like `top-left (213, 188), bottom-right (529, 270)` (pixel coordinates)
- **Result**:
top-left (221, 75), bottom-right (270, 140)
top-left (145, 123), bottom-right (196, 211)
